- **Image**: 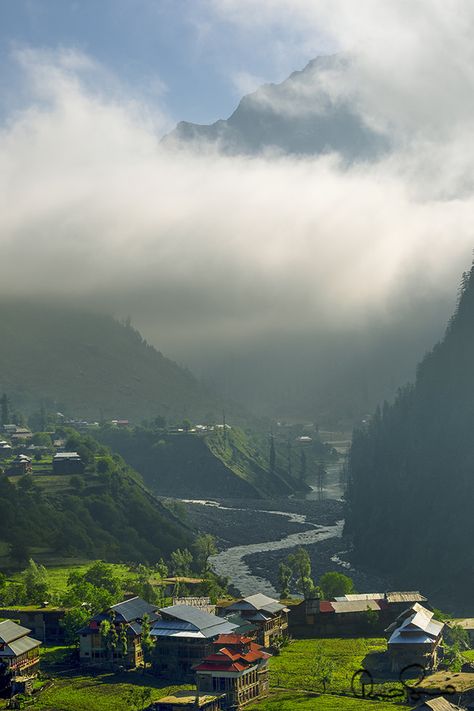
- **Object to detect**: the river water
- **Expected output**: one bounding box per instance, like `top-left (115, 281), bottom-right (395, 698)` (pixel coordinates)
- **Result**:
top-left (184, 433), bottom-right (351, 596)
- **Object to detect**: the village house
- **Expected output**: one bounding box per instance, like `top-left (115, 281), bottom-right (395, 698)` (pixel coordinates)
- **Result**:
top-left (154, 690), bottom-right (223, 711)
top-left (386, 603), bottom-right (444, 673)
top-left (413, 672), bottom-right (474, 709)
top-left (194, 633), bottom-right (271, 710)
top-left (0, 441), bottom-right (12, 458)
top-left (52, 451), bottom-right (84, 475)
top-left (219, 594), bottom-right (288, 647)
top-left (151, 605), bottom-right (238, 679)
top-left (289, 591), bottom-right (427, 638)
top-left (0, 620), bottom-right (41, 685)
top-left (6, 454), bottom-right (32, 476)
top-left (414, 698), bottom-right (467, 711)
top-left (0, 607), bottom-right (67, 643)
top-left (79, 596), bottom-right (159, 668)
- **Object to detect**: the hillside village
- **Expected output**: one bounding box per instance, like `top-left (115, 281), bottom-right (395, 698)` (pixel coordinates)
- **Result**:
top-left (0, 418), bottom-right (474, 710)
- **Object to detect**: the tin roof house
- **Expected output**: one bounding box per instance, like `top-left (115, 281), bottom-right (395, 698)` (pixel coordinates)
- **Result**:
top-left (220, 594), bottom-right (288, 647)
top-left (151, 605), bottom-right (238, 679)
top-left (387, 603), bottom-right (444, 672)
top-left (0, 620), bottom-right (41, 685)
top-left (79, 596), bottom-right (159, 668)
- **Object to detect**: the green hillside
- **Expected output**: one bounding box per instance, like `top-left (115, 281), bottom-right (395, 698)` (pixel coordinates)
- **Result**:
top-left (0, 302), bottom-right (227, 423)
top-left (0, 432), bottom-right (190, 569)
top-left (98, 426), bottom-right (307, 498)
top-left (346, 262), bottom-right (474, 611)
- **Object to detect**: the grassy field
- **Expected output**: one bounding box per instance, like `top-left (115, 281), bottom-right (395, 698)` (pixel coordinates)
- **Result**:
top-left (463, 650), bottom-right (474, 661)
top-left (32, 672), bottom-right (191, 711)
top-left (269, 638), bottom-right (388, 693)
top-left (248, 690), bottom-right (408, 710)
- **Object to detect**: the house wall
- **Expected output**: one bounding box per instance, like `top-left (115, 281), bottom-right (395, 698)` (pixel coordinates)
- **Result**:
top-left (153, 637), bottom-right (214, 678)
top-left (0, 609), bottom-right (66, 643)
top-left (197, 665), bottom-right (269, 709)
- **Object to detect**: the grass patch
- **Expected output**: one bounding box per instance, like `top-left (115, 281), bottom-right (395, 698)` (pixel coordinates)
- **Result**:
top-left (463, 650), bottom-right (474, 661)
top-left (270, 638), bottom-right (388, 693)
top-left (248, 690), bottom-right (407, 710)
top-left (34, 671), bottom-right (192, 711)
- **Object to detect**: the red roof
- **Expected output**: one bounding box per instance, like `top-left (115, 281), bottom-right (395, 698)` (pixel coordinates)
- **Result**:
top-left (195, 661), bottom-right (248, 672)
top-left (319, 601), bottom-right (335, 613)
top-left (195, 639), bottom-right (271, 675)
top-left (215, 634), bottom-right (252, 646)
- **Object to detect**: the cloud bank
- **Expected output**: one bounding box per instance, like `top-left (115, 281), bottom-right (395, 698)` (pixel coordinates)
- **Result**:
top-left (1, 4), bottom-right (474, 408)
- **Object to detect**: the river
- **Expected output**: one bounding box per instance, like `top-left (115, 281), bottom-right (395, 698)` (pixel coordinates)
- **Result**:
top-left (183, 432), bottom-right (352, 596)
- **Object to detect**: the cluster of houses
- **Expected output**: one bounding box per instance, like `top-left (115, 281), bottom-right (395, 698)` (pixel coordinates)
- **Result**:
top-left (75, 593), bottom-right (286, 710)
top-left (1, 577), bottom-right (474, 708)
top-left (0, 423), bottom-right (85, 477)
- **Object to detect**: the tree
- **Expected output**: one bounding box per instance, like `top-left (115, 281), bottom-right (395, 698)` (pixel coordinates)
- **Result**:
top-left (269, 434), bottom-right (276, 474)
top-left (100, 612), bottom-right (119, 666)
top-left (319, 572), bottom-right (354, 599)
top-left (1, 393), bottom-right (9, 426)
top-left (299, 449), bottom-right (307, 482)
top-left (278, 562), bottom-right (292, 599)
top-left (193, 534), bottom-right (217, 573)
top-left (287, 439), bottom-right (293, 478)
top-left (287, 548), bottom-right (316, 599)
top-left (170, 548), bottom-right (193, 577)
top-left (316, 462), bottom-right (327, 500)
top-left (61, 607), bottom-right (91, 645)
top-left (82, 561), bottom-right (123, 597)
top-left (313, 645), bottom-right (335, 692)
top-left (140, 614), bottom-right (154, 672)
top-left (23, 558), bottom-right (49, 603)
top-left (122, 688), bottom-right (152, 711)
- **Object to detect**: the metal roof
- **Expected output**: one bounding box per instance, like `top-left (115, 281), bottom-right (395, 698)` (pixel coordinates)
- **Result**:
top-left (109, 596), bottom-right (158, 623)
top-left (415, 698), bottom-right (464, 711)
top-left (0, 635), bottom-right (41, 658)
top-left (53, 451), bottom-right (81, 460)
top-left (0, 620), bottom-right (32, 644)
top-left (388, 605), bottom-right (444, 645)
top-left (153, 607), bottom-right (237, 639)
top-left (226, 594), bottom-right (285, 614)
top-left (334, 593), bottom-right (385, 601)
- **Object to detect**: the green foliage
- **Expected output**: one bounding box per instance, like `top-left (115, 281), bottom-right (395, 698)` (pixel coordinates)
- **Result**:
top-left (0, 431), bottom-right (191, 568)
top-left (278, 562), bottom-right (292, 599)
top-left (319, 572), bottom-right (355, 599)
top-left (192, 534), bottom-right (217, 572)
top-left (287, 548), bottom-right (316, 599)
top-left (346, 263), bottom-right (474, 603)
top-left (170, 548), bottom-right (193, 576)
top-left (23, 558), bottom-right (50, 603)
top-left (61, 608), bottom-right (91, 645)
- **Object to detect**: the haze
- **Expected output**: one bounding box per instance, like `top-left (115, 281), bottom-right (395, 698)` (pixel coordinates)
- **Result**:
top-left (1, 0), bottom-right (473, 417)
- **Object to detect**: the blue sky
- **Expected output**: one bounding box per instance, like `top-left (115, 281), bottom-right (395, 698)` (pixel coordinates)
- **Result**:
top-left (0, 0), bottom-right (334, 125)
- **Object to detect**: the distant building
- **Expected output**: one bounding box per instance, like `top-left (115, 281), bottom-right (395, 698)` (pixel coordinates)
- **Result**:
top-left (289, 591), bottom-right (428, 638)
top-left (52, 451), bottom-right (84, 475)
top-left (172, 597), bottom-right (215, 614)
top-left (79, 596), bottom-right (159, 668)
top-left (0, 607), bottom-right (67, 643)
top-left (413, 698), bottom-right (466, 711)
top-left (0, 441), bottom-right (12, 458)
top-left (387, 603), bottom-right (444, 673)
top-left (161, 576), bottom-right (206, 597)
top-left (0, 620), bottom-right (41, 685)
top-left (195, 633), bottom-right (271, 709)
top-left (153, 690), bottom-right (223, 711)
top-left (151, 605), bottom-right (237, 679)
top-left (220, 594), bottom-right (289, 647)
top-left (6, 454), bottom-right (32, 476)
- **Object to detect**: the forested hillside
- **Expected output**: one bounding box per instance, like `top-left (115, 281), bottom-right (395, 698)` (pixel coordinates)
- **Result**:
top-left (0, 431), bottom-right (190, 567)
top-left (98, 426), bottom-right (307, 498)
top-left (346, 264), bottom-right (474, 611)
top-left (0, 302), bottom-right (227, 423)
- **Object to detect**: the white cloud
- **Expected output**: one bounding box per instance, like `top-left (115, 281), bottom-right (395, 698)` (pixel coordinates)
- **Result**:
top-left (0, 38), bottom-right (473, 362)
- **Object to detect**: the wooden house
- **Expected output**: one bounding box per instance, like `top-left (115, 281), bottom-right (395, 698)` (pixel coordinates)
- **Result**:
top-left (0, 607), bottom-right (67, 643)
top-left (151, 605), bottom-right (238, 679)
top-left (194, 633), bottom-right (271, 710)
top-left (0, 620), bottom-right (41, 683)
top-left (289, 591), bottom-right (427, 638)
top-left (220, 594), bottom-right (288, 647)
top-left (52, 451), bottom-right (84, 475)
top-left (79, 596), bottom-right (159, 668)
top-left (387, 603), bottom-right (444, 673)
top-left (6, 454), bottom-right (32, 475)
